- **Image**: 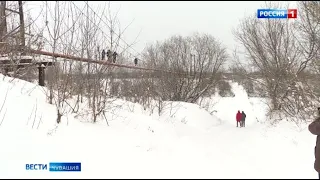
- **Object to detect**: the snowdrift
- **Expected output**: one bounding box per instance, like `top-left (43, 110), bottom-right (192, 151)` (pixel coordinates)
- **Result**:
top-left (0, 74), bottom-right (317, 179)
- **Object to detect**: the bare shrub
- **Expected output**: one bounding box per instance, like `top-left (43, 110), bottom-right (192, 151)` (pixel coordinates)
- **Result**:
top-left (217, 80), bottom-right (234, 97)
top-left (143, 33), bottom-right (228, 104)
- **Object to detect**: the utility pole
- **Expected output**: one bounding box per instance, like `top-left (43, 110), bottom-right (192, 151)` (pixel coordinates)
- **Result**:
top-left (18, 1), bottom-right (25, 54)
top-left (0, 1), bottom-right (7, 43)
top-left (0, 1), bottom-right (7, 77)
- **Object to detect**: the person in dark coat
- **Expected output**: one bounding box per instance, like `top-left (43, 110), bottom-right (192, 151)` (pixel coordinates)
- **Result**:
top-left (107, 50), bottom-right (112, 62)
top-left (241, 111), bottom-right (246, 127)
top-left (112, 52), bottom-right (118, 63)
top-left (134, 57), bottom-right (138, 66)
top-left (236, 110), bottom-right (242, 127)
top-left (101, 49), bottom-right (106, 60)
top-left (309, 107), bottom-right (320, 179)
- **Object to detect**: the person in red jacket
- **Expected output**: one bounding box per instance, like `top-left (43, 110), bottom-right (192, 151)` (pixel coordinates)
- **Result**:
top-left (236, 110), bottom-right (242, 127)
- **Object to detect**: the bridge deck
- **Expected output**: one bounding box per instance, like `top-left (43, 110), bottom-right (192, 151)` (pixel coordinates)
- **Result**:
top-left (0, 55), bottom-right (53, 67)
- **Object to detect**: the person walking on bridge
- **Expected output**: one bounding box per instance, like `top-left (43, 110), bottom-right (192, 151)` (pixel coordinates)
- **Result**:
top-left (134, 57), bottom-right (138, 66)
top-left (101, 49), bottom-right (106, 60)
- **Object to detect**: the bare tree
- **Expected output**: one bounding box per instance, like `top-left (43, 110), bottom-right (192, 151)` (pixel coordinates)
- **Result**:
top-left (0, 1), bottom-right (40, 79)
top-left (44, 1), bottom-right (79, 123)
top-left (296, 2), bottom-right (320, 81)
top-left (143, 33), bottom-right (227, 107)
top-left (297, 1), bottom-right (320, 67)
top-left (233, 1), bottom-right (320, 124)
top-left (233, 2), bottom-right (303, 109)
top-left (70, 2), bottom-right (135, 123)
top-left (272, 2), bottom-right (320, 123)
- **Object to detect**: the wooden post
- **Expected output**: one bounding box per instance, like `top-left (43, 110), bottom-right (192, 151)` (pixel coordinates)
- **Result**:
top-left (18, 1), bottom-right (25, 54)
top-left (4, 67), bottom-right (8, 75)
top-left (38, 65), bottom-right (45, 86)
top-left (0, 1), bottom-right (7, 42)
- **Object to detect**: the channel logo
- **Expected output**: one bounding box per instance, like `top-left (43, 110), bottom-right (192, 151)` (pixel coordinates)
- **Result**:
top-left (257, 9), bottom-right (297, 19)
top-left (26, 162), bottom-right (81, 172)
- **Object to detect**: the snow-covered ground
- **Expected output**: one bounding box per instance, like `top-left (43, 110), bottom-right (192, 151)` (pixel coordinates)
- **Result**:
top-left (0, 74), bottom-right (317, 178)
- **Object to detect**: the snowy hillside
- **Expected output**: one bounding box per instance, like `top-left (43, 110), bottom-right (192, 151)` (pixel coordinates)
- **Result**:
top-left (0, 74), bottom-right (317, 178)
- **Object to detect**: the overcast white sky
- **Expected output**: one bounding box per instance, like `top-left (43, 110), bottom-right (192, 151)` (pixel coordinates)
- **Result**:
top-left (106, 1), bottom-right (297, 56)
top-left (111, 1), bottom-right (266, 54)
top-left (26, 1), bottom-right (298, 62)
